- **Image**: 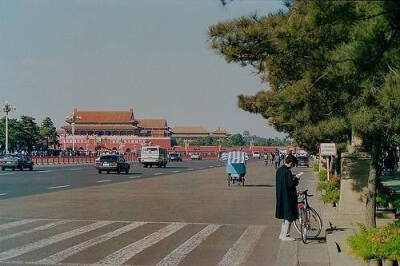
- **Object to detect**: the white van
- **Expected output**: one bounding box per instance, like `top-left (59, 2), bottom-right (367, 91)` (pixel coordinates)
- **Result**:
top-left (252, 151), bottom-right (261, 159)
top-left (141, 146), bottom-right (168, 168)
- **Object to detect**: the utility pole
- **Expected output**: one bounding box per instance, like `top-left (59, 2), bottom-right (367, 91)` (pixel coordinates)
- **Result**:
top-left (2, 103), bottom-right (15, 154)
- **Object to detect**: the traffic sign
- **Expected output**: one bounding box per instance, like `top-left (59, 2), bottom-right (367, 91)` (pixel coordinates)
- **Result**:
top-left (320, 143), bottom-right (336, 156)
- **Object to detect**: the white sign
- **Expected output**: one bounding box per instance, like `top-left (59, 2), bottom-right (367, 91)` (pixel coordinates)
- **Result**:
top-left (320, 143), bottom-right (336, 156)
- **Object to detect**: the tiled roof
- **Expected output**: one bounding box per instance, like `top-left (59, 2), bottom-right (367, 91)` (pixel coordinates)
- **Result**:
top-left (66, 109), bottom-right (135, 124)
top-left (172, 126), bottom-right (208, 134)
top-left (63, 124), bottom-right (138, 131)
top-left (137, 119), bottom-right (168, 129)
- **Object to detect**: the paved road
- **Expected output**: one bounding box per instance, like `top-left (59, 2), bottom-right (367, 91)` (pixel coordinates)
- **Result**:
top-left (0, 160), bottom-right (226, 200)
top-left (0, 160), bottom-right (284, 266)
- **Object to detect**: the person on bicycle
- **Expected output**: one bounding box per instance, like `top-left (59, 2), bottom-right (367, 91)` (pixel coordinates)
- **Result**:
top-left (275, 156), bottom-right (299, 241)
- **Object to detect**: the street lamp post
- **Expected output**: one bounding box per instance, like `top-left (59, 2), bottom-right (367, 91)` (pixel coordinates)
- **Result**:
top-left (66, 113), bottom-right (81, 152)
top-left (2, 103), bottom-right (15, 154)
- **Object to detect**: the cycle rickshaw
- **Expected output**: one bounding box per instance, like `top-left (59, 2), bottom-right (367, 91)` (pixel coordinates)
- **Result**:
top-left (221, 151), bottom-right (248, 186)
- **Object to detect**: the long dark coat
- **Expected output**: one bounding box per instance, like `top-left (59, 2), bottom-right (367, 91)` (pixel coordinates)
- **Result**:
top-left (275, 165), bottom-right (299, 222)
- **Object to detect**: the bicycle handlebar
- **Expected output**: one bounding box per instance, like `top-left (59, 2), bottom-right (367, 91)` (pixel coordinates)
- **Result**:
top-left (298, 189), bottom-right (313, 197)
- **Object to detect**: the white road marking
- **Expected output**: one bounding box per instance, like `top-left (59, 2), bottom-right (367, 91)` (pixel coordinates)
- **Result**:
top-left (97, 222), bottom-right (186, 266)
top-left (48, 185), bottom-right (70, 190)
top-left (96, 180), bottom-right (112, 183)
top-left (127, 175), bottom-right (142, 179)
top-left (188, 168), bottom-right (194, 171)
top-left (0, 221), bottom-right (112, 261)
top-left (0, 219), bottom-right (39, 231)
top-left (172, 170), bottom-right (180, 173)
top-left (153, 173), bottom-right (163, 176)
top-left (218, 225), bottom-right (266, 266)
top-left (37, 222), bottom-right (146, 264)
top-left (38, 170), bottom-right (53, 173)
top-left (209, 166), bottom-right (214, 168)
top-left (156, 224), bottom-right (221, 266)
top-left (0, 220), bottom-right (68, 241)
top-left (68, 168), bottom-right (82, 171)
top-left (0, 193), bottom-right (7, 196)
top-left (0, 173), bottom-right (15, 176)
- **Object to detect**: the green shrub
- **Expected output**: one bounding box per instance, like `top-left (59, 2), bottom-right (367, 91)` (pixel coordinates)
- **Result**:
top-left (376, 193), bottom-right (391, 208)
top-left (312, 161), bottom-right (319, 172)
top-left (318, 170), bottom-right (328, 182)
top-left (317, 181), bottom-right (330, 192)
top-left (348, 221), bottom-right (400, 261)
top-left (321, 186), bottom-right (340, 204)
top-left (392, 197), bottom-right (400, 209)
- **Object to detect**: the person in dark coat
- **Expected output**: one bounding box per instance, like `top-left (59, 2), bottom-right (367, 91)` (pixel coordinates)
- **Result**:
top-left (275, 156), bottom-right (299, 241)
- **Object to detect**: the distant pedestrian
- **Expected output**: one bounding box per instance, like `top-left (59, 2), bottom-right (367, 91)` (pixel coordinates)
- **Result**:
top-left (286, 150), bottom-right (298, 167)
top-left (275, 156), bottom-right (299, 241)
top-left (273, 153), bottom-right (280, 169)
top-left (384, 148), bottom-right (396, 175)
top-left (264, 153), bottom-right (269, 166)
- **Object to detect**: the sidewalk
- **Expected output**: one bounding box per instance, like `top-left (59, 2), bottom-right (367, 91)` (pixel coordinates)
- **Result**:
top-left (276, 167), bottom-right (330, 266)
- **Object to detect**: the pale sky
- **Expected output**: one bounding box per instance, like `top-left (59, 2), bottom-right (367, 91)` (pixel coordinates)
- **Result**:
top-left (0, 0), bottom-right (285, 137)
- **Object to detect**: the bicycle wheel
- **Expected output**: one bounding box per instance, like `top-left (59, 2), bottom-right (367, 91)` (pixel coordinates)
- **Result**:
top-left (294, 207), bottom-right (322, 239)
top-left (305, 207), bottom-right (322, 239)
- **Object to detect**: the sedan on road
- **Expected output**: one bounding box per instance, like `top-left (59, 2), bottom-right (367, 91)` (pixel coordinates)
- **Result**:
top-left (190, 153), bottom-right (202, 160)
top-left (169, 152), bottom-right (182, 162)
top-left (297, 155), bottom-right (310, 167)
top-left (0, 154), bottom-right (34, 171)
top-left (95, 154), bottom-right (130, 174)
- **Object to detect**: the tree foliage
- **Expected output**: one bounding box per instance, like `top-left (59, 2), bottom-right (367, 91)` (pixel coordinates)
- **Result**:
top-left (0, 116), bottom-right (59, 152)
top-left (209, 0), bottom-right (400, 156)
top-left (39, 117), bottom-right (59, 149)
top-left (209, 0), bottom-right (400, 227)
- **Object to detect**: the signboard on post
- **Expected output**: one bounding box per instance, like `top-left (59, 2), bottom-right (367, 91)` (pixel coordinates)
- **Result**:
top-left (320, 143), bottom-right (337, 156)
top-left (320, 143), bottom-right (336, 181)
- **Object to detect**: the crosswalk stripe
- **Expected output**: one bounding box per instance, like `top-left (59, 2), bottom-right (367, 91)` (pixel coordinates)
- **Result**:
top-left (37, 222), bottom-right (146, 264)
top-left (0, 221), bottom-right (113, 261)
top-left (156, 224), bottom-right (221, 266)
top-left (217, 225), bottom-right (266, 266)
top-left (0, 220), bottom-right (68, 242)
top-left (0, 219), bottom-right (39, 231)
top-left (97, 222), bottom-right (186, 266)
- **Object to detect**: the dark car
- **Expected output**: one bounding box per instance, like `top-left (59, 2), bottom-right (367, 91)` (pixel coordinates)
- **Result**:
top-left (95, 154), bottom-right (130, 174)
top-left (0, 154), bottom-right (34, 171)
top-left (297, 155), bottom-right (310, 167)
top-left (169, 152), bottom-right (182, 162)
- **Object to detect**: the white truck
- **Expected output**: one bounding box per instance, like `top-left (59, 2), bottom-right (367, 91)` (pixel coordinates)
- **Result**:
top-left (141, 146), bottom-right (168, 168)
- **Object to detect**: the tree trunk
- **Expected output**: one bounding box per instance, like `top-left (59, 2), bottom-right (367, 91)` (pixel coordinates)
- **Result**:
top-left (365, 163), bottom-right (377, 228)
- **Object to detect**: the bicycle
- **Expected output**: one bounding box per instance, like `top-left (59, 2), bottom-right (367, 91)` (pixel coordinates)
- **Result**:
top-left (294, 189), bottom-right (323, 244)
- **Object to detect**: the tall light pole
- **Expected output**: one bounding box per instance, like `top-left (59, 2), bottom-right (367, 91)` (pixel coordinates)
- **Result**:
top-left (2, 103), bottom-right (15, 154)
top-left (66, 113), bottom-right (81, 152)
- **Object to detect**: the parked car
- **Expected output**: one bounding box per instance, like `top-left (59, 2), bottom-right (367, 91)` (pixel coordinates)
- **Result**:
top-left (252, 151), bottom-right (261, 159)
top-left (190, 153), bottom-right (202, 160)
top-left (0, 154), bottom-right (34, 171)
top-left (95, 154), bottom-right (130, 174)
top-left (297, 155), bottom-right (310, 167)
top-left (169, 152), bottom-right (182, 162)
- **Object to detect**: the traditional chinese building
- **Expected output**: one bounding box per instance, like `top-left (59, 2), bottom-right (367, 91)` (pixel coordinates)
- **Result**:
top-left (137, 119), bottom-right (170, 137)
top-left (59, 109), bottom-right (171, 152)
top-left (171, 126), bottom-right (230, 141)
